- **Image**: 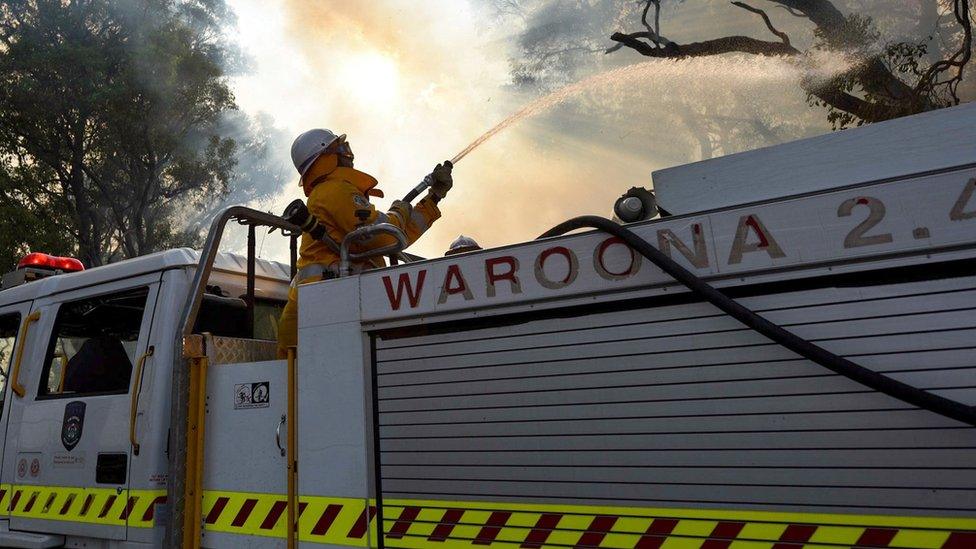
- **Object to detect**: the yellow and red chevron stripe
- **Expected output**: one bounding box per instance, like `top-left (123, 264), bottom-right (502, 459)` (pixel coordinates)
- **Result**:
top-left (2, 484), bottom-right (166, 528)
top-left (376, 499), bottom-right (976, 549)
top-left (201, 491), bottom-right (374, 544)
top-left (193, 491), bottom-right (976, 548)
top-left (2, 485), bottom-right (974, 548)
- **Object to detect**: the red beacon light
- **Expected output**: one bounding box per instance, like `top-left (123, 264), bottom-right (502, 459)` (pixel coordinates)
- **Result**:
top-left (2, 253), bottom-right (84, 289)
top-left (17, 253), bottom-right (85, 273)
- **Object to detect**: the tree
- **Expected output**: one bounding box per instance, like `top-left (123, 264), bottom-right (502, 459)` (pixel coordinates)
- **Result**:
top-left (499, 0), bottom-right (645, 91)
top-left (0, 0), bottom-right (284, 269)
top-left (489, 0), bottom-right (823, 169)
top-left (609, 0), bottom-right (974, 129)
top-left (0, 165), bottom-right (75, 270)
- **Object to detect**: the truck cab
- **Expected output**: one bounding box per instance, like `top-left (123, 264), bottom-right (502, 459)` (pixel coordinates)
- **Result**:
top-left (0, 246), bottom-right (291, 547)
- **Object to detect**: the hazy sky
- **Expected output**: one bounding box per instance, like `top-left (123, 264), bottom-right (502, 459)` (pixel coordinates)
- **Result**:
top-left (224, 0), bottom-right (879, 260)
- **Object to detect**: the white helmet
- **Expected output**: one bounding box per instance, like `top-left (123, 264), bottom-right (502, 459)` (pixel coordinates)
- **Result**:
top-left (445, 235), bottom-right (482, 256)
top-left (291, 128), bottom-right (345, 177)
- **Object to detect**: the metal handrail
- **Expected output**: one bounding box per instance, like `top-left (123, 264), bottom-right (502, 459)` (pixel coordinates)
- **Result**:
top-left (391, 251), bottom-right (425, 266)
top-left (54, 352), bottom-right (68, 393)
top-left (129, 346), bottom-right (155, 455)
top-left (286, 346), bottom-right (298, 549)
top-left (339, 223), bottom-right (409, 275)
top-left (166, 208), bottom-right (406, 545)
top-left (166, 206), bottom-right (299, 548)
top-left (178, 207), bottom-right (299, 339)
top-left (11, 311), bottom-right (40, 398)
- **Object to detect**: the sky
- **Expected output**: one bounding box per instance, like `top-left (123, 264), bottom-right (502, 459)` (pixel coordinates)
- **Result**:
top-left (222, 0), bottom-right (953, 261)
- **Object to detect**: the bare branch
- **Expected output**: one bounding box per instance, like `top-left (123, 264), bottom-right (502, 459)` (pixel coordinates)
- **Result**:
top-left (610, 2), bottom-right (676, 54)
top-left (607, 28), bottom-right (900, 124)
top-left (654, 0), bottom-right (661, 43)
top-left (609, 32), bottom-right (799, 58)
top-left (641, 1), bottom-right (653, 35)
top-left (605, 31), bottom-right (671, 54)
top-left (606, 0), bottom-right (963, 128)
top-left (764, 0), bottom-right (846, 30)
top-left (731, 1), bottom-right (791, 46)
top-left (916, 0), bottom-right (972, 104)
top-left (640, 0), bottom-right (663, 47)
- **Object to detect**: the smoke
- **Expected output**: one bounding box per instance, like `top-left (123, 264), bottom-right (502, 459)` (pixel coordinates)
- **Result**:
top-left (224, 0), bottom-right (878, 260)
top-left (229, 0), bottom-right (517, 260)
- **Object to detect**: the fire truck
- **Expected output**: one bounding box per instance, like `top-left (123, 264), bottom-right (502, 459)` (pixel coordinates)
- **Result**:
top-left (0, 104), bottom-right (973, 549)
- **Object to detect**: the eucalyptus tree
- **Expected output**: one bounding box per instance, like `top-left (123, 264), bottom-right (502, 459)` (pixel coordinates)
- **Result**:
top-left (0, 0), bottom-right (284, 268)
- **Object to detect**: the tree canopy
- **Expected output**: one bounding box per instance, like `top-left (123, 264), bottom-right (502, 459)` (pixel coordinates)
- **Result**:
top-left (499, 1), bottom-right (974, 132)
top-left (0, 0), bottom-right (285, 269)
top-left (608, 0), bottom-right (973, 129)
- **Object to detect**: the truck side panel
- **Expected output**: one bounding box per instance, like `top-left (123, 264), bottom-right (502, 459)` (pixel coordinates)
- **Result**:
top-left (293, 165), bottom-right (976, 548)
top-left (372, 269), bottom-right (976, 517)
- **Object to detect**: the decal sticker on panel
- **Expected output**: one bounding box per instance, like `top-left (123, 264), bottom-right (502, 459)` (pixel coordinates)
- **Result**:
top-left (234, 382), bottom-right (270, 409)
top-left (61, 400), bottom-right (86, 451)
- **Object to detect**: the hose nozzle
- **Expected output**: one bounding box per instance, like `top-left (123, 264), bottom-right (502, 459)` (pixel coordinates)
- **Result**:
top-left (403, 159), bottom-right (452, 204)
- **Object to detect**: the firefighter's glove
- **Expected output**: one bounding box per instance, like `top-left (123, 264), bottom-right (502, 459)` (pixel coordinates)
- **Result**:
top-left (429, 161), bottom-right (453, 200)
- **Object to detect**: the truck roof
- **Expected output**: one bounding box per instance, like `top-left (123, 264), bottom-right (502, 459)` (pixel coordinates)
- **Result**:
top-left (0, 248), bottom-right (289, 306)
top-left (652, 101), bottom-right (976, 215)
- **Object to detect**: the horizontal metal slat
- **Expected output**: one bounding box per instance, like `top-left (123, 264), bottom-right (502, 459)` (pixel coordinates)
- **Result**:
top-left (378, 310), bottom-right (975, 368)
top-left (378, 392), bottom-right (914, 425)
top-left (379, 428), bottom-right (975, 452)
top-left (375, 328), bottom-right (976, 375)
top-left (380, 447), bottom-right (976, 469)
top-left (378, 347), bottom-right (976, 388)
top-left (377, 302), bottom-right (976, 362)
top-left (377, 377), bottom-right (874, 414)
top-left (379, 409), bottom-right (969, 439)
top-left (379, 479), bottom-right (976, 512)
top-left (379, 464), bottom-right (974, 489)
top-left (378, 364), bottom-right (976, 402)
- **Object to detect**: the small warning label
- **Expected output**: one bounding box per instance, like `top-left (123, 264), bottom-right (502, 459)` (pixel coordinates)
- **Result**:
top-left (53, 452), bottom-right (87, 468)
top-left (234, 382), bottom-right (270, 409)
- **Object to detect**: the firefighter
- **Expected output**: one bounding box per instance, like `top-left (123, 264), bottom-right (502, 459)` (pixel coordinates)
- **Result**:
top-left (276, 129), bottom-right (452, 357)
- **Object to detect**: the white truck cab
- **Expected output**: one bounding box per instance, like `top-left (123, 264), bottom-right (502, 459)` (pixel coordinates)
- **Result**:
top-left (0, 245), bottom-right (291, 548)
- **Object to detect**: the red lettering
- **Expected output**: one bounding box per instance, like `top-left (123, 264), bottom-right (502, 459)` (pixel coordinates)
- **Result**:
top-left (728, 213), bottom-right (785, 264)
top-left (485, 256), bottom-right (521, 297)
top-left (534, 246), bottom-right (579, 290)
top-left (657, 225), bottom-right (709, 269)
top-left (382, 270), bottom-right (427, 310)
top-left (438, 264), bottom-right (474, 304)
top-left (594, 237), bottom-right (641, 280)
top-left (744, 215), bottom-right (770, 247)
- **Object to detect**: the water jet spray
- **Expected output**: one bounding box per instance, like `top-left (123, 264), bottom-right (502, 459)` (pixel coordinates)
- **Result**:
top-left (403, 55), bottom-right (854, 203)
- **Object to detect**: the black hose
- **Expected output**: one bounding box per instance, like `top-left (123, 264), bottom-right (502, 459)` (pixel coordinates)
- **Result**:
top-left (539, 216), bottom-right (976, 427)
top-left (403, 183), bottom-right (427, 204)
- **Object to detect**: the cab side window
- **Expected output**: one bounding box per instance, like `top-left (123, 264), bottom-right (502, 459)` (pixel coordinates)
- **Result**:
top-left (0, 313), bottom-right (22, 414)
top-left (39, 287), bottom-right (149, 398)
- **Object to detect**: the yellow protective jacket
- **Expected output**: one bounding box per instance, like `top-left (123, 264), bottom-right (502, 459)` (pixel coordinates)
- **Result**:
top-left (277, 156), bottom-right (441, 357)
top-left (298, 167), bottom-right (441, 271)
